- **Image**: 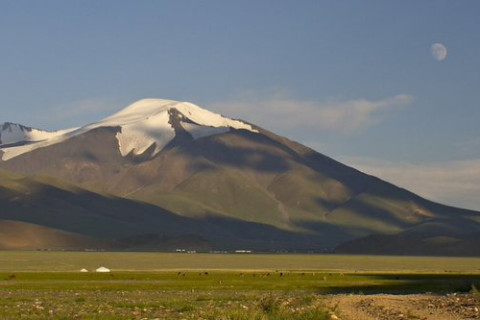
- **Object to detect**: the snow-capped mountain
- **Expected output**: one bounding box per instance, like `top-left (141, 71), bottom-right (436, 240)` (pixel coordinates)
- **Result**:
top-left (98, 99), bottom-right (258, 157)
top-left (1, 98), bottom-right (480, 254)
top-left (0, 122), bottom-right (72, 147)
top-left (0, 99), bottom-right (257, 161)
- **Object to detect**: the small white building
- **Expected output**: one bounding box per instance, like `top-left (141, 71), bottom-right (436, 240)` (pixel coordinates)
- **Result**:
top-left (80, 268), bottom-right (89, 272)
top-left (234, 250), bottom-right (252, 253)
top-left (96, 266), bottom-right (111, 273)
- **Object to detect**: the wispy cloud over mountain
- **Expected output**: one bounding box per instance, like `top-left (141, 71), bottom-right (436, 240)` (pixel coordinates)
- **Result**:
top-left (209, 90), bottom-right (413, 135)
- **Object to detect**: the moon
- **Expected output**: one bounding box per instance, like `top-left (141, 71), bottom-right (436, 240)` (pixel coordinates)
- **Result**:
top-left (431, 43), bottom-right (447, 61)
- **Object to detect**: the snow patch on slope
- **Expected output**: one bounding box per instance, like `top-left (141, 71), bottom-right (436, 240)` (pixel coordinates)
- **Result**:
top-left (0, 123), bottom-right (71, 145)
top-left (181, 122), bottom-right (230, 139)
top-left (0, 98), bottom-right (258, 160)
top-left (115, 110), bottom-right (175, 157)
top-left (174, 102), bottom-right (254, 131)
top-left (0, 128), bottom-right (77, 160)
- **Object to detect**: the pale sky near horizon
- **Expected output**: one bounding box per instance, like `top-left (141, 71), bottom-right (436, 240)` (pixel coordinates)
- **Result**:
top-left (1, 1), bottom-right (480, 210)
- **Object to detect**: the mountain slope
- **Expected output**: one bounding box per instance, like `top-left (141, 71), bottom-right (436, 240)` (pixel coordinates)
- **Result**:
top-left (0, 220), bottom-right (101, 250)
top-left (0, 169), bottom-right (338, 251)
top-left (1, 98), bottom-right (479, 254)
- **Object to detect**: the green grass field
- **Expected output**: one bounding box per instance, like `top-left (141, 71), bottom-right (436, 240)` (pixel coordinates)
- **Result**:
top-left (1, 252), bottom-right (480, 319)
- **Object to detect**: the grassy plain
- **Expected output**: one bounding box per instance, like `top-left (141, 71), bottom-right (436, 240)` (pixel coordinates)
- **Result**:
top-left (1, 251), bottom-right (480, 272)
top-left (1, 252), bottom-right (480, 319)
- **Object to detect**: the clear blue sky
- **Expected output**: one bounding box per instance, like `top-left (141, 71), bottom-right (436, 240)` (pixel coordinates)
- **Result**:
top-left (1, 1), bottom-right (480, 210)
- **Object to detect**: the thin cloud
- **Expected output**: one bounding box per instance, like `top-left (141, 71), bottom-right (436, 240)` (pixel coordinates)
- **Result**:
top-left (343, 156), bottom-right (480, 211)
top-left (35, 98), bottom-right (122, 129)
top-left (457, 138), bottom-right (480, 158)
top-left (209, 91), bottom-right (413, 134)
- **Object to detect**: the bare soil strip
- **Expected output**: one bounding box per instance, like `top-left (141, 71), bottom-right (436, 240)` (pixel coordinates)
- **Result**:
top-left (324, 294), bottom-right (480, 320)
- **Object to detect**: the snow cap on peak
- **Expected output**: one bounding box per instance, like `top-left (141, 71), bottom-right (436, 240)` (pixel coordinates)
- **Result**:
top-left (102, 98), bottom-right (254, 131)
top-left (98, 98), bottom-right (257, 157)
top-left (103, 99), bottom-right (176, 122)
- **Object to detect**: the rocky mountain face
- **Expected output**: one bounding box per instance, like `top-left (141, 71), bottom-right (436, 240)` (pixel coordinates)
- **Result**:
top-left (1, 99), bottom-right (479, 254)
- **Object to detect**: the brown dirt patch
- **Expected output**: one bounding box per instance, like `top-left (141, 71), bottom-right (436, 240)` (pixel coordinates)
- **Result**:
top-left (324, 293), bottom-right (480, 320)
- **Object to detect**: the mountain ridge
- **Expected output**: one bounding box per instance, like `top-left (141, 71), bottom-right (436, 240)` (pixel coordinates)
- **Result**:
top-left (0, 99), bottom-right (257, 161)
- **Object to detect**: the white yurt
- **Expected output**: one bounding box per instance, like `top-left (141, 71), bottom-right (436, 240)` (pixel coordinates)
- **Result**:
top-left (95, 266), bottom-right (111, 273)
